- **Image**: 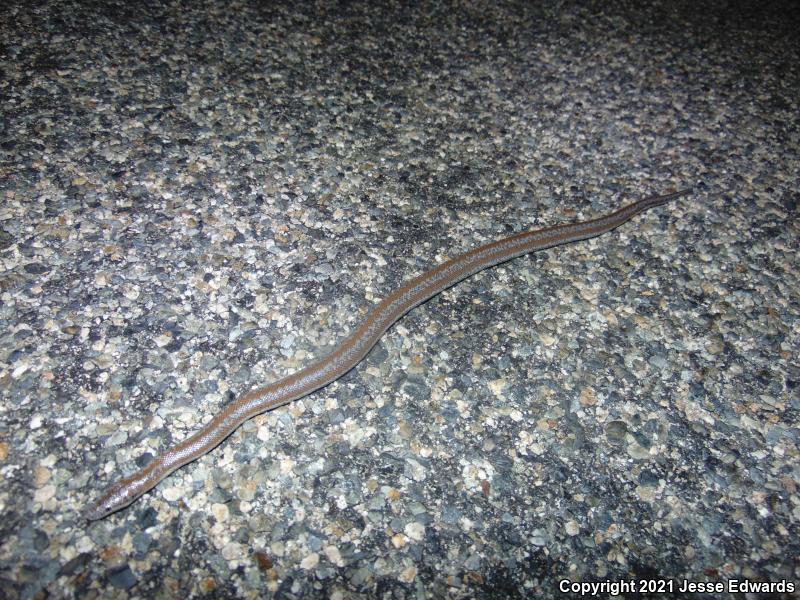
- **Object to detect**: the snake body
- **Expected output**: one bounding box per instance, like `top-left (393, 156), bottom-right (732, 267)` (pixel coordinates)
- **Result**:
top-left (85, 189), bottom-right (689, 520)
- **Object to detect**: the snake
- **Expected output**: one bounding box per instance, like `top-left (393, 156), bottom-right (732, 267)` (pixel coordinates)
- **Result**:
top-left (84, 188), bottom-right (690, 520)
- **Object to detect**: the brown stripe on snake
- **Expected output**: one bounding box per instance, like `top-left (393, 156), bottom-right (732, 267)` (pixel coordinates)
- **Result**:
top-left (84, 188), bottom-right (690, 520)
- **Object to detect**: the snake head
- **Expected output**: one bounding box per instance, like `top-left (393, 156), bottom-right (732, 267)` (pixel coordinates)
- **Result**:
top-left (83, 473), bottom-right (148, 521)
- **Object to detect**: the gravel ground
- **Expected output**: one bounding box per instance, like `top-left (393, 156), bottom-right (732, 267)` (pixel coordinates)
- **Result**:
top-left (1, 1), bottom-right (798, 598)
